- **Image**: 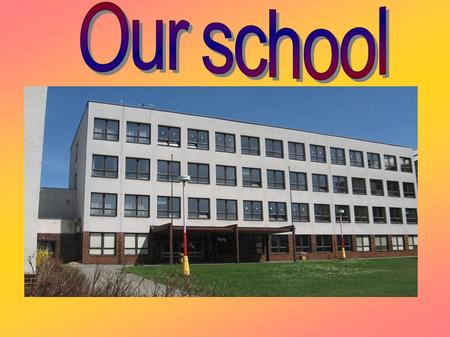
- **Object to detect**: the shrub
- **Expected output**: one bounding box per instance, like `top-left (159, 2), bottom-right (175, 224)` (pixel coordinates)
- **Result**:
top-left (36, 248), bottom-right (52, 271)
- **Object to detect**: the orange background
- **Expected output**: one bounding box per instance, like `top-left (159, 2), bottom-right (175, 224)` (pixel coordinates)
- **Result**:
top-left (1, 0), bottom-right (449, 336)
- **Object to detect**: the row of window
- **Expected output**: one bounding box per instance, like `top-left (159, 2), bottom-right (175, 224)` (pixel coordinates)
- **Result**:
top-left (89, 232), bottom-right (418, 256)
top-left (90, 193), bottom-right (418, 224)
top-left (271, 234), bottom-right (418, 253)
top-left (92, 155), bottom-right (416, 198)
top-left (93, 118), bottom-right (414, 172)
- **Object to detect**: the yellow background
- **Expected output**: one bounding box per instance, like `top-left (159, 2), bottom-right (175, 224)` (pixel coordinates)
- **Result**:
top-left (1, 0), bottom-right (449, 336)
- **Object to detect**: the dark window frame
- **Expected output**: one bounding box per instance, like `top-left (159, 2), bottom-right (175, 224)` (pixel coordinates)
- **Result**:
top-left (265, 138), bottom-right (284, 158)
top-left (187, 128), bottom-right (209, 150)
top-left (403, 182), bottom-right (416, 198)
top-left (314, 204), bottom-right (331, 222)
top-left (125, 157), bottom-right (150, 180)
top-left (158, 125), bottom-right (181, 147)
top-left (333, 175), bottom-right (348, 194)
top-left (289, 171), bottom-right (307, 191)
top-left (389, 207), bottom-right (403, 224)
top-left (242, 167), bottom-right (262, 188)
top-left (400, 157), bottom-right (413, 173)
top-left (295, 235), bottom-right (311, 252)
top-left (335, 205), bottom-right (351, 223)
top-left (387, 180), bottom-right (401, 197)
top-left (124, 233), bottom-right (149, 256)
top-left (267, 169), bottom-right (286, 189)
top-left (367, 152), bottom-right (381, 169)
top-left (157, 160), bottom-right (181, 182)
top-left (126, 122), bottom-right (151, 144)
top-left (90, 193), bottom-right (117, 217)
top-left (216, 165), bottom-right (237, 186)
top-left (89, 232), bottom-right (116, 256)
top-left (288, 142), bottom-right (305, 161)
top-left (312, 173), bottom-right (329, 192)
top-left (271, 235), bottom-right (289, 253)
top-left (349, 150), bottom-right (364, 167)
top-left (243, 200), bottom-right (263, 221)
top-left (188, 198), bottom-right (210, 219)
top-left (370, 179), bottom-right (384, 196)
top-left (384, 154), bottom-right (398, 171)
top-left (188, 162), bottom-right (210, 184)
top-left (406, 208), bottom-right (418, 224)
top-left (352, 177), bottom-right (367, 195)
top-left (316, 235), bottom-right (332, 252)
top-left (157, 196), bottom-right (181, 218)
top-left (354, 206), bottom-right (369, 223)
top-left (124, 194), bottom-right (150, 218)
top-left (268, 201), bottom-right (287, 221)
top-left (356, 235), bottom-right (371, 252)
top-left (291, 203), bottom-right (309, 222)
top-left (215, 132), bottom-right (236, 153)
top-left (330, 147), bottom-right (346, 165)
top-left (241, 135), bottom-right (260, 156)
top-left (372, 207), bottom-right (387, 223)
top-left (310, 144), bottom-right (327, 163)
top-left (216, 199), bottom-right (238, 220)
top-left (92, 154), bottom-right (118, 178)
top-left (93, 118), bottom-right (119, 141)
top-left (375, 235), bottom-right (389, 251)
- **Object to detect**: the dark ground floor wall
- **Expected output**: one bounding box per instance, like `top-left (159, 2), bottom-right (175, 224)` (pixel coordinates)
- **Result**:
top-left (37, 231), bottom-right (418, 265)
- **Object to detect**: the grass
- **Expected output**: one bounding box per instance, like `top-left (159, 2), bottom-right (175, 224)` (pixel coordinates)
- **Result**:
top-left (124, 257), bottom-right (417, 297)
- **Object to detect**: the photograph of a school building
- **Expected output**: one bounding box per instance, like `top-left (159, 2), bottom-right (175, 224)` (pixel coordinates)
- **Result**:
top-left (27, 98), bottom-right (418, 269)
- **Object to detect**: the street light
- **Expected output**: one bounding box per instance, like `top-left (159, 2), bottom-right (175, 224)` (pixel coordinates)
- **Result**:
top-left (336, 208), bottom-right (346, 259)
top-left (179, 175), bottom-right (191, 276)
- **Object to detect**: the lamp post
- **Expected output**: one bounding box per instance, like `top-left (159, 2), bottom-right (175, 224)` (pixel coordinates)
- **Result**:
top-left (337, 208), bottom-right (346, 259)
top-left (179, 175), bottom-right (191, 276)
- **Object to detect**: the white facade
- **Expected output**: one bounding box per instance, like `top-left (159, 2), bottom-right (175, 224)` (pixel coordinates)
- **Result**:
top-left (69, 102), bottom-right (417, 238)
top-left (24, 87), bottom-right (47, 273)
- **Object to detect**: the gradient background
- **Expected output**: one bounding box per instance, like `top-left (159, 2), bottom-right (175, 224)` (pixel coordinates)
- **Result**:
top-left (0, 0), bottom-right (449, 336)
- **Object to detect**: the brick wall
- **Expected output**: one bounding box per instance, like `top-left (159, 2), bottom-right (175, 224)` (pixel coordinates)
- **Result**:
top-left (24, 274), bottom-right (37, 296)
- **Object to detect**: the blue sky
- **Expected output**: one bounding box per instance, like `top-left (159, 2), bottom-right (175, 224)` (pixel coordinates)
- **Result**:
top-left (41, 87), bottom-right (417, 188)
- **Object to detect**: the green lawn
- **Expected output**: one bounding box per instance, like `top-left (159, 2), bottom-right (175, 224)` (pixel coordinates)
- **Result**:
top-left (124, 257), bottom-right (417, 297)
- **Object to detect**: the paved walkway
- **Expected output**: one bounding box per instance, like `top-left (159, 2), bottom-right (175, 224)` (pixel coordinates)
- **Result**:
top-left (67, 262), bottom-right (174, 296)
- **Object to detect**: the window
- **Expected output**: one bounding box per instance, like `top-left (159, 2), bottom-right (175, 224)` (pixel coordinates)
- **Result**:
top-left (367, 152), bottom-right (381, 169)
top-left (312, 174), bottom-right (328, 192)
top-left (127, 122), bottom-right (150, 144)
top-left (375, 235), bottom-right (388, 251)
top-left (288, 142), bottom-right (305, 161)
top-left (267, 169), bottom-right (285, 189)
top-left (349, 150), bottom-right (364, 167)
top-left (215, 132), bottom-right (235, 153)
top-left (390, 207), bottom-right (403, 224)
top-left (124, 195), bottom-right (149, 217)
top-left (243, 200), bottom-right (263, 221)
top-left (89, 233), bottom-right (115, 255)
top-left (241, 135), bottom-right (260, 155)
top-left (292, 203), bottom-right (309, 222)
top-left (157, 160), bottom-right (180, 182)
top-left (370, 179), bottom-right (384, 196)
top-left (387, 181), bottom-right (401, 197)
top-left (216, 165), bottom-right (236, 186)
top-left (392, 235), bottom-right (404, 251)
top-left (333, 176), bottom-right (348, 193)
top-left (271, 235), bottom-right (288, 253)
top-left (400, 157), bottom-right (413, 173)
top-left (188, 163), bottom-right (209, 184)
top-left (124, 233), bottom-right (149, 255)
top-left (295, 235), bottom-right (311, 252)
top-left (126, 157), bottom-right (150, 180)
top-left (356, 235), bottom-right (371, 252)
top-left (242, 167), bottom-right (262, 187)
top-left (268, 202), bottom-right (287, 221)
top-left (354, 206), bottom-right (369, 223)
top-left (157, 196), bottom-right (180, 218)
top-left (158, 125), bottom-right (181, 147)
top-left (188, 129), bottom-right (209, 150)
top-left (290, 171), bottom-right (307, 191)
top-left (265, 138), bottom-right (284, 158)
top-left (337, 235), bottom-right (352, 252)
top-left (335, 205), bottom-right (350, 222)
top-left (314, 204), bottom-right (331, 222)
top-left (384, 155), bottom-right (397, 171)
top-left (406, 208), bottom-right (418, 224)
top-left (217, 199), bottom-right (237, 220)
top-left (330, 147), bottom-right (346, 165)
top-left (93, 118), bottom-right (119, 141)
top-left (352, 177), bottom-right (367, 195)
top-left (316, 235), bottom-right (332, 252)
top-left (92, 155), bottom-right (118, 178)
top-left (90, 193), bottom-right (117, 216)
top-left (403, 182), bottom-right (416, 198)
top-left (310, 144), bottom-right (326, 163)
top-left (372, 207), bottom-right (387, 223)
top-left (408, 235), bottom-right (418, 250)
top-left (188, 198), bottom-right (210, 219)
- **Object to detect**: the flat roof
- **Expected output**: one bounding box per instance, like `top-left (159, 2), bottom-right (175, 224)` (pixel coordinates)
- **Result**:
top-left (73, 100), bottom-right (416, 150)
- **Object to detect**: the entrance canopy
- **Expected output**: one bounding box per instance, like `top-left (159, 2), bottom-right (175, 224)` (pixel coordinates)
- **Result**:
top-left (150, 223), bottom-right (296, 263)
